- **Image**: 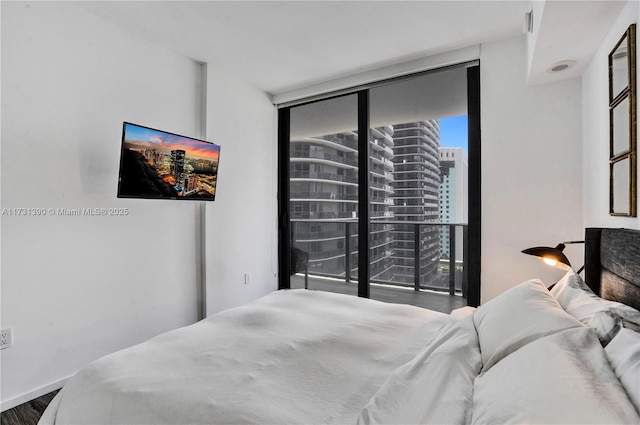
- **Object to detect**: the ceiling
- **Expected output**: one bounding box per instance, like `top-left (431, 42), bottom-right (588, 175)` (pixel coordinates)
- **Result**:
top-left (77, 1), bottom-right (626, 97)
top-left (527, 1), bottom-right (626, 85)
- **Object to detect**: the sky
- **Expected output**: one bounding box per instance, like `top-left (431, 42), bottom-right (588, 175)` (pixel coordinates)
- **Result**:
top-left (439, 115), bottom-right (468, 154)
top-left (123, 123), bottom-right (220, 161)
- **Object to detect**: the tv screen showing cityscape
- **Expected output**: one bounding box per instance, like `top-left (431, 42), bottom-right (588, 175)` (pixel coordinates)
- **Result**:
top-left (117, 122), bottom-right (220, 201)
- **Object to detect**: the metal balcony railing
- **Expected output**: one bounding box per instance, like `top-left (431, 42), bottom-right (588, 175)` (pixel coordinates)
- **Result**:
top-left (290, 219), bottom-right (468, 296)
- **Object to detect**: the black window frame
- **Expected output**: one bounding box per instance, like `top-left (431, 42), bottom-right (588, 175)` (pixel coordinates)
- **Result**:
top-left (277, 64), bottom-right (481, 307)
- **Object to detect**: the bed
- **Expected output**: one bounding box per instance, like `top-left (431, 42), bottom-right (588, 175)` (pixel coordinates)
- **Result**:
top-left (39, 227), bottom-right (640, 425)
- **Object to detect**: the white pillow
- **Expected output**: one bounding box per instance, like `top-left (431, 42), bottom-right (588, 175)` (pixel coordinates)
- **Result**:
top-left (605, 327), bottom-right (640, 414)
top-left (357, 309), bottom-right (480, 425)
top-left (472, 328), bottom-right (640, 424)
top-left (473, 279), bottom-right (582, 371)
top-left (551, 271), bottom-right (640, 345)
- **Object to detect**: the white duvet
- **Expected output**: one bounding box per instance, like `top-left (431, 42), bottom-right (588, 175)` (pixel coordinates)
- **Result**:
top-left (40, 285), bottom-right (640, 425)
top-left (40, 289), bottom-right (447, 425)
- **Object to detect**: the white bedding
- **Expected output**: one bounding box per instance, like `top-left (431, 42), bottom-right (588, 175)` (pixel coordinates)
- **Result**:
top-left (39, 289), bottom-right (447, 425)
top-left (357, 307), bottom-right (481, 425)
top-left (39, 283), bottom-right (640, 425)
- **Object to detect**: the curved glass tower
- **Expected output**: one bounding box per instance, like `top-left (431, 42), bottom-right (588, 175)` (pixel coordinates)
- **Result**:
top-left (290, 126), bottom-right (396, 280)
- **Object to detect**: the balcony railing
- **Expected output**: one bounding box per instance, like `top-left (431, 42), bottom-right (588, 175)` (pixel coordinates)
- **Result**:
top-left (291, 191), bottom-right (357, 201)
top-left (290, 171), bottom-right (358, 184)
top-left (290, 219), bottom-right (468, 296)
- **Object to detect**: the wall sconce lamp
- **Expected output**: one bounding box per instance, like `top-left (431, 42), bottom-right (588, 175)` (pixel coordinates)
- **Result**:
top-left (521, 240), bottom-right (585, 273)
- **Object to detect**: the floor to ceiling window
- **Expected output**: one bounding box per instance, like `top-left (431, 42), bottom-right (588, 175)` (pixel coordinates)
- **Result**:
top-left (278, 63), bottom-right (480, 310)
top-left (288, 94), bottom-right (360, 283)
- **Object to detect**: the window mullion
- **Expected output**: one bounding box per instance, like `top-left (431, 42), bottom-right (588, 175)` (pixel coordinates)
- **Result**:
top-left (357, 90), bottom-right (371, 298)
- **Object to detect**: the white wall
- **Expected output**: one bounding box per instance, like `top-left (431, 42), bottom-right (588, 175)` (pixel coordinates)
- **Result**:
top-left (582, 0), bottom-right (640, 230)
top-left (1, 2), bottom-right (203, 410)
top-left (480, 36), bottom-right (584, 302)
top-left (1, 0), bottom-right (278, 408)
top-left (203, 68), bottom-right (278, 315)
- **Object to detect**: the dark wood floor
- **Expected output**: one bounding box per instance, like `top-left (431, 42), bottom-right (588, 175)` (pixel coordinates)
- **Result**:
top-left (291, 275), bottom-right (467, 313)
top-left (1, 391), bottom-right (58, 425)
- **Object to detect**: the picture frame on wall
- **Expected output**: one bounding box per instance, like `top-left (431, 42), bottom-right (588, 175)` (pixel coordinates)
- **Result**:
top-left (609, 24), bottom-right (637, 217)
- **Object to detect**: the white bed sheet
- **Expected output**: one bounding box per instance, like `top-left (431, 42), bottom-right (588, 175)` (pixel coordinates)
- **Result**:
top-left (357, 307), bottom-right (481, 425)
top-left (39, 289), bottom-right (447, 425)
top-left (40, 284), bottom-right (640, 425)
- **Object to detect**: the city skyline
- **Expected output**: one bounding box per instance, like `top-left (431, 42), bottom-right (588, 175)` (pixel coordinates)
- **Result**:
top-left (289, 115), bottom-right (468, 291)
top-left (123, 122), bottom-right (220, 162)
top-left (118, 123), bottom-right (220, 200)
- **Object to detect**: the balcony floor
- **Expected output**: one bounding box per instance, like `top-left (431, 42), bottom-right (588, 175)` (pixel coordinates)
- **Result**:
top-left (290, 275), bottom-right (466, 314)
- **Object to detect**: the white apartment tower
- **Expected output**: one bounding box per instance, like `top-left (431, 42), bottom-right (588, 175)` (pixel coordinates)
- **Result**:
top-left (290, 127), bottom-right (396, 281)
top-left (438, 147), bottom-right (468, 260)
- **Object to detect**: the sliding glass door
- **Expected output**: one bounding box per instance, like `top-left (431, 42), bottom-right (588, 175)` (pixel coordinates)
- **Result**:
top-left (278, 64), bottom-right (480, 309)
top-left (285, 94), bottom-right (360, 295)
top-left (367, 68), bottom-right (470, 309)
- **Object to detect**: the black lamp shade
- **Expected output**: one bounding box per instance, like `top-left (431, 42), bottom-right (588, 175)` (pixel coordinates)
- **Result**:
top-left (521, 243), bottom-right (573, 271)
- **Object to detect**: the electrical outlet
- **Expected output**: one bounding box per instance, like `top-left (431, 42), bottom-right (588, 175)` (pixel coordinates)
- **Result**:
top-left (244, 273), bottom-right (251, 285)
top-left (1, 328), bottom-right (13, 350)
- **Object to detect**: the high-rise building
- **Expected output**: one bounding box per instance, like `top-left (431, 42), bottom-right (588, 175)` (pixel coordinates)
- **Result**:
top-left (290, 128), bottom-right (395, 280)
top-left (185, 175), bottom-right (199, 193)
top-left (369, 126), bottom-right (396, 281)
top-left (290, 131), bottom-right (359, 279)
top-left (144, 148), bottom-right (162, 168)
top-left (170, 149), bottom-right (186, 189)
top-left (389, 121), bottom-right (442, 284)
top-left (438, 147), bottom-right (468, 260)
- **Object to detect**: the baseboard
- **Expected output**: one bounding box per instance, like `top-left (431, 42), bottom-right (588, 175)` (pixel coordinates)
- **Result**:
top-left (1, 376), bottom-right (70, 412)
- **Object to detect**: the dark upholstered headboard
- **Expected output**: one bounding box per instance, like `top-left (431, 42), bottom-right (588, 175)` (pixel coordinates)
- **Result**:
top-left (584, 227), bottom-right (640, 311)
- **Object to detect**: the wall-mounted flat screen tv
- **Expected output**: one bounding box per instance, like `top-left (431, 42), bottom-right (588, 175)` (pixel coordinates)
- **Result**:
top-left (117, 122), bottom-right (221, 201)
